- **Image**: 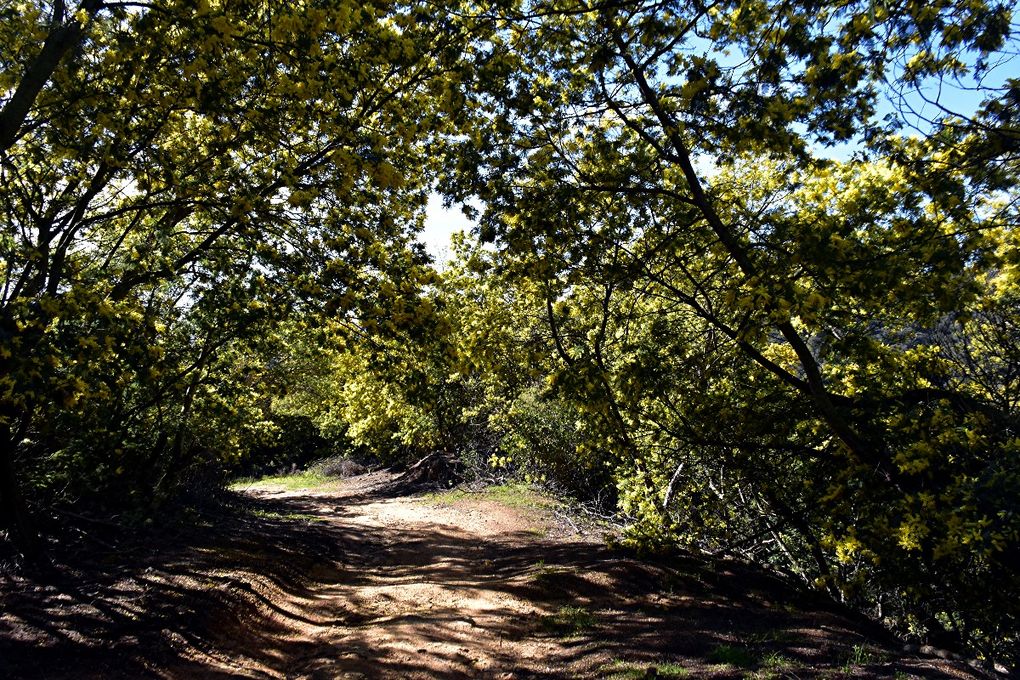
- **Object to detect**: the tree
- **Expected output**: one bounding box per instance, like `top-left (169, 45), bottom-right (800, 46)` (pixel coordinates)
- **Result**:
top-left (440, 0), bottom-right (1019, 662)
top-left (0, 0), bottom-right (468, 558)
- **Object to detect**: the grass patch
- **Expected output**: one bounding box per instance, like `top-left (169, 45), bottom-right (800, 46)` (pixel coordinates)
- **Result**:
top-left (248, 508), bottom-right (327, 523)
top-left (707, 644), bottom-right (757, 668)
top-left (425, 483), bottom-right (558, 510)
top-left (539, 605), bottom-right (596, 637)
top-left (817, 645), bottom-right (888, 680)
top-left (599, 659), bottom-right (689, 678)
top-left (529, 561), bottom-right (577, 591)
top-left (838, 643), bottom-right (885, 671)
top-left (746, 652), bottom-right (800, 679)
top-left (229, 470), bottom-right (335, 492)
top-left (761, 652), bottom-right (795, 669)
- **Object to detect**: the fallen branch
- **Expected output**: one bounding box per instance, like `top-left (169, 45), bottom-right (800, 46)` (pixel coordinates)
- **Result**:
top-left (554, 508), bottom-right (583, 535)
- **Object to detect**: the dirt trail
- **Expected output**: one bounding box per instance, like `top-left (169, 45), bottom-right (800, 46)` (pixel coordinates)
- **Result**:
top-left (0, 472), bottom-right (988, 679)
top-left (235, 472), bottom-right (586, 679)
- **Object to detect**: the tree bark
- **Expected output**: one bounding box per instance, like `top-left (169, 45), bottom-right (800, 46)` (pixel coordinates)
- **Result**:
top-left (153, 332), bottom-right (215, 499)
top-left (0, 1), bottom-right (101, 152)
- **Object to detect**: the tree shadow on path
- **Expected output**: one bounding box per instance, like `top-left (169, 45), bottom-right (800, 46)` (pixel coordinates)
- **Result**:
top-left (0, 474), bottom-right (985, 679)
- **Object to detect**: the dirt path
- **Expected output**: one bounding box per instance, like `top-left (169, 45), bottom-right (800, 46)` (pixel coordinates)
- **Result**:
top-left (0, 472), bottom-right (989, 679)
top-left (232, 473), bottom-right (592, 679)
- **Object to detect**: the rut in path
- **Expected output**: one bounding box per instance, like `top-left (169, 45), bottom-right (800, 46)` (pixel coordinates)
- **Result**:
top-left (0, 472), bottom-right (986, 679)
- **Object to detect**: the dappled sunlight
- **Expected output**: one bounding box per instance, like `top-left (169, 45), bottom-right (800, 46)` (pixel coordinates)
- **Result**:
top-left (1, 472), bottom-right (986, 678)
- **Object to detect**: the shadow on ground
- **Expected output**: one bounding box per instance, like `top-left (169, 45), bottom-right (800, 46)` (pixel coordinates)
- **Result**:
top-left (0, 474), bottom-right (988, 679)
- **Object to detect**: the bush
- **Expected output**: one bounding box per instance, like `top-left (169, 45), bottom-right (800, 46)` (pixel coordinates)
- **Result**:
top-left (310, 455), bottom-right (368, 478)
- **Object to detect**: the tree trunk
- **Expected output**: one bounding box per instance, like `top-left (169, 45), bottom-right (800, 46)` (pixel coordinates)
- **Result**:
top-left (0, 421), bottom-right (43, 564)
top-left (153, 333), bottom-right (214, 500)
top-left (0, 0), bottom-right (103, 153)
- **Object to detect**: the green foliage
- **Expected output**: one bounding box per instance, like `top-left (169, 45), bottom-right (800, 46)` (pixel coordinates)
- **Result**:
top-left (1, 0), bottom-right (1016, 668)
top-left (270, 326), bottom-right (444, 460)
top-left (842, 643), bottom-right (881, 667)
top-left (229, 470), bottom-right (336, 493)
top-left (757, 652), bottom-right (798, 676)
top-left (432, 0), bottom-right (1020, 665)
top-left (425, 483), bottom-right (557, 510)
top-left (245, 508), bottom-right (327, 524)
top-left (0, 0), bottom-right (468, 542)
top-left (600, 659), bottom-right (689, 679)
top-left (539, 605), bottom-right (597, 637)
top-left (239, 414), bottom-right (335, 479)
top-left (488, 386), bottom-right (600, 495)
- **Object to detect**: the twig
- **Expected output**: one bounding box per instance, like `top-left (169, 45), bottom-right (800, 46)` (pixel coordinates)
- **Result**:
top-left (554, 508), bottom-right (583, 535)
top-left (67, 524), bottom-right (119, 550)
top-left (55, 508), bottom-right (124, 529)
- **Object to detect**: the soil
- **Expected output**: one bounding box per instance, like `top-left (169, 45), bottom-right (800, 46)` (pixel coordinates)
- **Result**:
top-left (0, 471), bottom-right (995, 678)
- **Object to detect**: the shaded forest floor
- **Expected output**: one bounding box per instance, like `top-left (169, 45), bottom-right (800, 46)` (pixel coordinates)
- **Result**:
top-left (0, 471), bottom-right (994, 679)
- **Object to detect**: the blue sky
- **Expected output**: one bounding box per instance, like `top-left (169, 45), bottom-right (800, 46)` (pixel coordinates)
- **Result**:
top-left (418, 8), bottom-right (1020, 260)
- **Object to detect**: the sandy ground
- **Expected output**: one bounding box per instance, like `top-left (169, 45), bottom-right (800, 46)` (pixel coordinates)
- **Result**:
top-left (0, 471), bottom-right (991, 679)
